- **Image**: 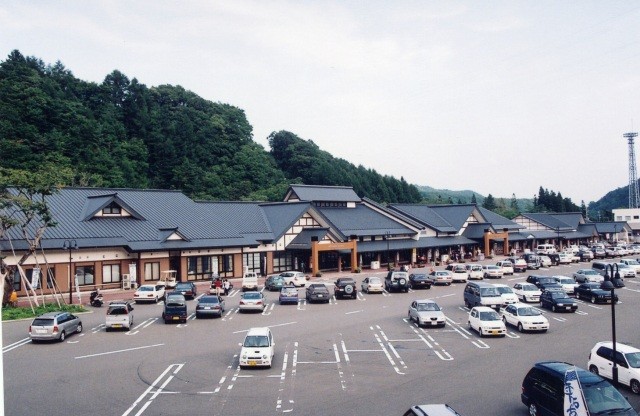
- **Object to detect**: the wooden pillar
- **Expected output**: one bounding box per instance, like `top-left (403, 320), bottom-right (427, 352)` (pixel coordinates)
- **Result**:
top-left (350, 240), bottom-right (358, 272)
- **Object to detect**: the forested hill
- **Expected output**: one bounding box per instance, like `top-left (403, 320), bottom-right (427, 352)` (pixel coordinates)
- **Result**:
top-left (0, 50), bottom-right (422, 203)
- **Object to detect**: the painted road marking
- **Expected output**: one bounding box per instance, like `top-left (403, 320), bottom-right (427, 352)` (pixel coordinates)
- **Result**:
top-left (76, 343), bottom-right (164, 360)
top-left (122, 363), bottom-right (184, 416)
top-left (3, 337), bottom-right (31, 353)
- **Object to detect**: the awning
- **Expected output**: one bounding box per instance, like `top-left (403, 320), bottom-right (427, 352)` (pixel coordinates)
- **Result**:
top-left (356, 236), bottom-right (476, 253)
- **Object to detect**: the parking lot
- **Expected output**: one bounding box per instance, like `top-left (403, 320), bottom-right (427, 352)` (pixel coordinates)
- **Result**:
top-left (4, 259), bottom-right (640, 416)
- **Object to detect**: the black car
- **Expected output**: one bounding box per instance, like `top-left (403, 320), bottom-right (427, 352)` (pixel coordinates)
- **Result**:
top-left (306, 283), bottom-right (330, 303)
top-left (521, 361), bottom-right (637, 416)
top-left (578, 249), bottom-right (594, 261)
top-left (575, 283), bottom-right (618, 304)
top-left (539, 290), bottom-right (578, 312)
top-left (162, 293), bottom-right (188, 323)
top-left (408, 273), bottom-right (432, 290)
top-left (544, 253), bottom-right (560, 266)
top-left (537, 281), bottom-right (563, 293)
top-left (334, 278), bottom-right (357, 299)
top-left (526, 275), bottom-right (557, 289)
top-left (385, 271), bottom-right (410, 292)
top-left (173, 282), bottom-right (197, 300)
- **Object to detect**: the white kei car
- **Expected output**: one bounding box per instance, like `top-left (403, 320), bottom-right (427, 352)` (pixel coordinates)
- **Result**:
top-left (468, 306), bottom-right (506, 337)
top-left (500, 303), bottom-right (549, 333)
top-left (512, 282), bottom-right (542, 303)
top-left (493, 283), bottom-right (519, 305)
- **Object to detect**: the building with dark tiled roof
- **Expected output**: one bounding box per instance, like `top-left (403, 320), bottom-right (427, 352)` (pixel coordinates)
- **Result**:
top-left (0, 184), bottom-right (546, 299)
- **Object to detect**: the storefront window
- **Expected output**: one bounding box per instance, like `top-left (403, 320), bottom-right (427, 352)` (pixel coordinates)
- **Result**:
top-left (243, 253), bottom-right (261, 274)
top-left (273, 252), bottom-right (293, 273)
top-left (103, 264), bottom-right (121, 283)
top-left (144, 262), bottom-right (160, 281)
top-left (76, 266), bottom-right (95, 285)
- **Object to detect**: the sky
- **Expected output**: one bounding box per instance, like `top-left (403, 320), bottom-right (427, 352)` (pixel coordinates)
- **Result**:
top-left (2, 1), bottom-right (640, 204)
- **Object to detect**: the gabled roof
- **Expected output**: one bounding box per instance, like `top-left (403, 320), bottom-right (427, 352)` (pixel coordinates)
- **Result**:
top-left (476, 207), bottom-right (523, 230)
top-left (286, 228), bottom-right (330, 250)
top-left (547, 212), bottom-right (585, 229)
top-left (388, 204), bottom-right (456, 233)
top-left (518, 213), bottom-right (574, 230)
top-left (463, 223), bottom-right (494, 239)
top-left (592, 221), bottom-right (631, 233)
top-left (285, 184), bottom-right (360, 203)
top-left (316, 204), bottom-right (413, 237)
top-left (259, 202), bottom-right (312, 241)
top-left (428, 204), bottom-right (477, 231)
top-left (80, 193), bottom-right (145, 221)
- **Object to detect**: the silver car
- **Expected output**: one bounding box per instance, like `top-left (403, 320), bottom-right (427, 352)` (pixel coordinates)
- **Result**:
top-left (407, 299), bottom-right (446, 328)
top-left (29, 311), bottom-right (83, 342)
top-left (238, 291), bottom-right (266, 312)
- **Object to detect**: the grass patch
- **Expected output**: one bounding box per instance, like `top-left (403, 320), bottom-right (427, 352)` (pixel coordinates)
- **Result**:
top-left (2, 303), bottom-right (87, 321)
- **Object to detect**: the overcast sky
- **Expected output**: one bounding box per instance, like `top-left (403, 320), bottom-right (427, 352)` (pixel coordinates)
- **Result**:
top-left (2, 1), bottom-right (640, 203)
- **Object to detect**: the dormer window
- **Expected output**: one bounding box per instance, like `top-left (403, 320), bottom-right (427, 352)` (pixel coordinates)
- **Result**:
top-left (102, 202), bottom-right (121, 215)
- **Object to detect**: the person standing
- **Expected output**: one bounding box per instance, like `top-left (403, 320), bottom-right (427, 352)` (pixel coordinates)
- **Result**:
top-left (214, 278), bottom-right (222, 296)
top-left (223, 278), bottom-right (230, 296)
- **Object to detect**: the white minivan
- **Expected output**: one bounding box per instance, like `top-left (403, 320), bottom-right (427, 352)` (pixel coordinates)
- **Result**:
top-left (240, 327), bottom-right (275, 368)
top-left (536, 244), bottom-right (556, 254)
top-left (241, 271), bottom-right (259, 292)
top-left (588, 341), bottom-right (640, 394)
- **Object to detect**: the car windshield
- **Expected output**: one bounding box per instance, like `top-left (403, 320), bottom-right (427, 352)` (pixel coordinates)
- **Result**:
top-left (412, 274), bottom-right (427, 279)
top-left (479, 311), bottom-right (500, 321)
top-left (369, 277), bottom-right (381, 284)
top-left (550, 292), bottom-right (567, 299)
top-left (583, 380), bottom-right (633, 414)
top-left (626, 260), bottom-right (640, 265)
top-left (557, 278), bottom-right (573, 284)
top-left (243, 292), bottom-right (261, 299)
top-left (523, 285), bottom-right (537, 291)
top-left (486, 266), bottom-right (498, 270)
top-left (583, 270), bottom-right (598, 275)
top-left (417, 303), bottom-right (440, 312)
top-left (480, 288), bottom-right (500, 297)
top-left (139, 286), bottom-right (153, 291)
top-left (517, 307), bottom-right (540, 316)
top-left (175, 283), bottom-right (191, 290)
top-left (496, 287), bottom-right (513, 294)
top-left (454, 267), bottom-right (466, 272)
top-left (244, 335), bottom-right (270, 348)
top-left (471, 266), bottom-right (482, 271)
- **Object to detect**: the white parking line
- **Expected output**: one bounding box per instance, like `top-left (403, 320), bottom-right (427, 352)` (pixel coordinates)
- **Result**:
top-left (2, 337), bottom-right (31, 353)
top-left (122, 363), bottom-right (183, 416)
top-left (77, 343), bottom-right (164, 360)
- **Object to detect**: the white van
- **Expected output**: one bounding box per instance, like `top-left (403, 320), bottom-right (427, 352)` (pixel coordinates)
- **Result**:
top-left (536, 244), bottom-right (556, 254)
top-left (241, 271), bottom-right (259, 292)
top-left (239, 327), bottom-right (275, 368)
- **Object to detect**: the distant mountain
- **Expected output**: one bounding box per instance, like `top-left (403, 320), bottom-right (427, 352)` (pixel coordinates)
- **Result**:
top-left (417, 186), bottom-right (533, 209)
top-left (588, 182), bottom-right (638, 221)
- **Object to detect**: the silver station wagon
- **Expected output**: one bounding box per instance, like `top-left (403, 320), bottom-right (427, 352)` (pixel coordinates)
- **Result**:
top-left (29, 311), bottom-right (83, 342)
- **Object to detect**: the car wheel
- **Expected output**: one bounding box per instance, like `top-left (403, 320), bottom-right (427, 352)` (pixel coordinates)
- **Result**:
top-left (446, 282), bottom-right (451, 286)
top-left (630, 379), bottom-right (640, 394)
top-left (589, 365), bottom-right (599, 375)
top-left (76, 323), bottom-right (83, 333)
top-left (59, 331), bottom-right (66, 342)
top-left (529, 402), bottom-right (539, 416)
top-left (552, 305), bottom-right (557, 312)
top-left (517, 322), bottom-right (524, 333)
top-left (591, 296), bottom-right (597, 304)
top-left (155, 296), bottom-right (158, 303)
top-left (479, 327), bottom-right (484, 337)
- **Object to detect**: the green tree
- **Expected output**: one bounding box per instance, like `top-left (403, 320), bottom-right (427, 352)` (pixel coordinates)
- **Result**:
top-left (483, 194), bottom-right (497, 211)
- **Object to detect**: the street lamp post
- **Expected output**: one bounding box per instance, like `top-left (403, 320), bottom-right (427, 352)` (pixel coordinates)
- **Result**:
top-left (556, 226), bottom-right (561, 252)
top-left (63, 240), bottom-right (78, 304)
top-left (385, 231), bottom-right (390, 269)
top-left (603, 263), bottom-right (620, 386)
